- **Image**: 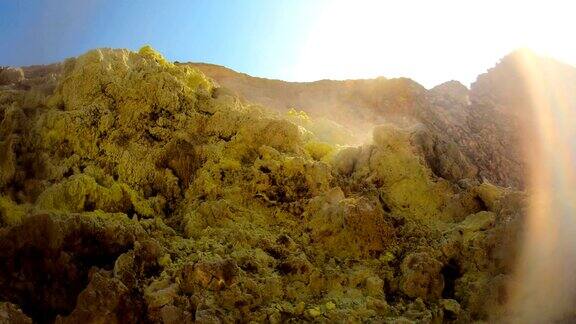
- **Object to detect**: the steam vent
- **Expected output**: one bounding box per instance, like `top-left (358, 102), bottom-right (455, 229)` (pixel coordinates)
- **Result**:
top-left (1, 46), bottom-right (559, 323)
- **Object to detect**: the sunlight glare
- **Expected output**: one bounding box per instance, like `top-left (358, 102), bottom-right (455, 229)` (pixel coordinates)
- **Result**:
top-left (292, 0), bottom-right (576, 88)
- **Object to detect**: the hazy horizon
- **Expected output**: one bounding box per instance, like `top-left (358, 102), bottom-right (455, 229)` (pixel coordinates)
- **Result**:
top-left (2, 0), bottom-right (574, 88)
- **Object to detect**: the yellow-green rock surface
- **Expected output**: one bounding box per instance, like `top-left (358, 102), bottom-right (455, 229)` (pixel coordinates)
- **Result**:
top-left (0, 47), bottom-right (525, 323)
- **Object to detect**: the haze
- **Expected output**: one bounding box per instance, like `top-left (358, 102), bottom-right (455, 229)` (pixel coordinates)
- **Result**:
top-left (1, 0), bottom-right (574, 88)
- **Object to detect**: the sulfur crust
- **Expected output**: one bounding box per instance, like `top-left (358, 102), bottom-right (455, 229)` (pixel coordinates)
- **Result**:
top-left (0, 46), bottom-right (526, 322)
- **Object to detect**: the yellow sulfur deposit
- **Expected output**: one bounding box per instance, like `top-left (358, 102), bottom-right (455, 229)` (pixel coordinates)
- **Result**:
top-left (0, 47), bottom-right (526, 323)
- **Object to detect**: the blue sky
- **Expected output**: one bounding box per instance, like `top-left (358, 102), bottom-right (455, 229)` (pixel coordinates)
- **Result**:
top-left (0, 0), bottom-right (323, 76)
top-left (1, 0), bottom-right (573, 88)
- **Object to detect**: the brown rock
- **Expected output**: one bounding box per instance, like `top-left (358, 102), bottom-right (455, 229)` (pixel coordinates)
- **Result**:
top-left (0, 302), bottom-right (32, 324)
top-left (181, 259), bottom-right (239, 292)
top-left (0, 67), bottom-right (24, 85)
top-left (399, 253), bottom-right (444, 300)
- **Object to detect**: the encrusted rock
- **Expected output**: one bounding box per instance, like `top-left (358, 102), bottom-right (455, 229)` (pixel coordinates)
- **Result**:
top-left (0, 67), bottom-right (24, 85)
top-left (0, 302), bottom-right (32, 324)
top-left (399, 253), bottom-right (444, 300)
top-left (0, 46), bottom-right (529, 322)
top-left (181, 259), bottom-right (239, 292)
top-left (440, 298), bottom-right (461, 316)
top-left (461, 211), bottom-right (496, 231)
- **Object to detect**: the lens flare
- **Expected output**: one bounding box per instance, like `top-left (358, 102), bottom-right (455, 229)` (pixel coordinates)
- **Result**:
top-left (507, 51), bottom-right (576, 322)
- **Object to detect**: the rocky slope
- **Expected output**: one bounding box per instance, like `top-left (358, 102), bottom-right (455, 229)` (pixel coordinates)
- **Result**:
top-left (0, 47), bottom-right (556, 323)
top-left (190, 53), bottom-right (576, 189)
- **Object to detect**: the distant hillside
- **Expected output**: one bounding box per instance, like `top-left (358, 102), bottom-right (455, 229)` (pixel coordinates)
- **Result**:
top-left (187, 53), bottom-right (576, 189)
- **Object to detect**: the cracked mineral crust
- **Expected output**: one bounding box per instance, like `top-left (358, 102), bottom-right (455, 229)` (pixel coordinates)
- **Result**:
top-left (0, 47), bottom-right (528, 323)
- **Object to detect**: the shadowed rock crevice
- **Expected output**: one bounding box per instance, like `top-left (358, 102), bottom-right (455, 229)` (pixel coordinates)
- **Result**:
top-left (441, 259), bottom-right (462, 299)
top-left (0, 213), bottom-right (142, 323)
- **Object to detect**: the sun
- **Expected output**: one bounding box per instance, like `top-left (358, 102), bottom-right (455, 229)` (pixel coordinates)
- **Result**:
top-left (291, 0), bottom-right (576, 88)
